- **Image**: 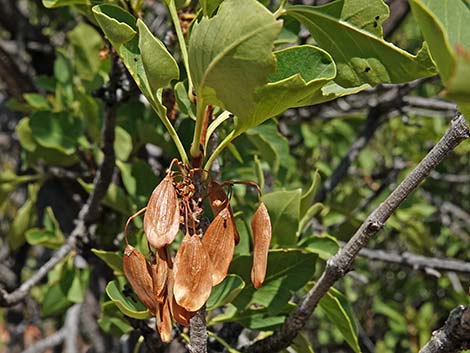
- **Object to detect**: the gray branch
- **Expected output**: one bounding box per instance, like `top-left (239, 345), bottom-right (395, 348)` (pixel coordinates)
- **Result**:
top-left (243, 115), bottom-right (470, 353)
top-left (356, 246), bottom-right (470, 274)
top-left (21, 304), bottom-right (81, 353)
top-left (419, 305), bottom-right (470, 353)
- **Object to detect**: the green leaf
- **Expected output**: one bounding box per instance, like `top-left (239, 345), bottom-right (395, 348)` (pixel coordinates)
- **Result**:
top-left (246, 121), bottom-right (295, 176)
top-left (263, 189), bottom-right (301, 246)
top-left (92, 4), bottom-right (137, 44)
top-left (67, 267), bottom-right (90, 303)
top-left (410, 0), bottom-right (470, 117)
top-left (8, 184), bottom-right (38, 251)
top-left (99, 301), bottom-right (133, 335)
top-left (23, 93), bottom-right (50, 110)
top-left (230, 249), bottom-right (317, 314)
top-left (117, 160), bottom-right (156, 203)
top-left (235, 45), bottom-right (335, 134)
top-left (137, 19), bottom-right (179, 93)
top-left (207, 274), bottom-right (245, 311)
top-left (299, 234), bottom-right (339, 260)
top-left (201, 0), bottom-right (224, 16)
top-left (105, 279), bottom-right (152, 319)
top-left (287, 0), bottom-right (436, 88)
top-left (93, 4), bottom-right (168, 118)
top-left (43, 0), bottom-right (90, 8)
top-left (16, 118), bottom-right (79, 167)
top-left (29, 111), bottom-right (83, 155)
top-left (281, 333), bottom-right (315, 353)
top-left (298, 203), bottom-right (323, 234)
top-left (114, 126), bottom-right (133, 161)
top-left (91, 249), bottom-right (123, 275)
top-left (300, 170), bottom-right (321, 217)
top-left (68, 23), bottom-right (104, 80)
top-left (26, 207), bottom-right (65, 249)
top-left (319, 287), bottom-right (361, 353)
top-left (79, 179), bottom-right (134, 215)
top-left (189, 0), bottom-right (282, 117)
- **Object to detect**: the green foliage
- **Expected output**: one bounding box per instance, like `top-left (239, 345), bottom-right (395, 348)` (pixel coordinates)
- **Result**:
top-left (3, 0), bottom-right (470, 352)
top-left (410, 0), bottom-right (470, 117)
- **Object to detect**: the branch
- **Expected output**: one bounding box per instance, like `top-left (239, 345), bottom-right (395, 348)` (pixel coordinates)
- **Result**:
top-left (419, 305), bottom-right (470, 353)
top-left (243, 115), bottom-right (470, 353)
top-left (355, 246), bottom-right (470, 274)
top-left (314, 81), bottom-right (424, 203)
top-left (21, 304), bottom-right (81, 353)
top-left (0, 56), bottom-right (120, 307)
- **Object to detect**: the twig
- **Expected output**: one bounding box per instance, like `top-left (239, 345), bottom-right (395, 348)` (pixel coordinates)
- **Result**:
top-left (0, 55), bottom-right (120, 307)
top-left (419, 305), bottom-right (470, 353)
top-left (21, 329), bottom-right (66, 353)
top-left (243, 115), bottom-right (469, 353)
top-left (189, 308), bottom-right (208, 353)
top-left (21, 304), bottom-right (81, 353)
top-left (64, 304), bottom-right (81, 353)
top-left (314, 82), bottom-right (423, 203)
top-left (430, 171), bottom-right (470, 184)
top-left (355, 246), bottom-right (470, 274)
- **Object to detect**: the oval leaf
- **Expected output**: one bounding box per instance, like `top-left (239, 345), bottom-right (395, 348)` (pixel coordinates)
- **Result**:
top-left (137, 19), bottom-right (179, 92)
top-left (105, 279), bottom-right (152, 320)
top-left (188, 0), bottom-right (282, 118)
top-left (287, 0), bottom-right (436, 88)
top-left (92, 4), bottom-right (137, 44)
top-left (206, 274), bottom-right (245, 311)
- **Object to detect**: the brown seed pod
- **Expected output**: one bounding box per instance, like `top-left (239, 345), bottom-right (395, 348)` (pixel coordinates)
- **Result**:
top-left (208, 181), bottom-right (240, 244)
top-left (173, 233), bottom-right (213, 312)
top-left (202, 207), bottom-right (236, 286)
top-left (151, 247), bottom-right (170, 305)
top-left (144, 175), bottom-right (181, 249)
top-left (123, 245), bottom-right (156, 314)
top-left (156, 297), bottom-right (172, 343)
top-left (250, 202), bottom-right (272, 289)
top-left (167, 267), bottom-right (195, 326)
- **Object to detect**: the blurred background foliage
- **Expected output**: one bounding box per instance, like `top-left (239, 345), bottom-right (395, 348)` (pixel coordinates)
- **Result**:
top-left (0, 1), bottom-right (469, 353)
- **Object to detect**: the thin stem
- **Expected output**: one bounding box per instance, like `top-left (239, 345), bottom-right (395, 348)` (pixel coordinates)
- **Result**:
top-left (204, 129), bottom-right (236, 171)
top-left (149, 98), bottom-right (189, 164)
top-left (190, 98), bottom-right (207, 158)
top-left (205, 111), bottom-right (233, 150)
top-left (168, 0), bottom-right (193, 94)
top-left (273, 0), bottom-right (287, 18)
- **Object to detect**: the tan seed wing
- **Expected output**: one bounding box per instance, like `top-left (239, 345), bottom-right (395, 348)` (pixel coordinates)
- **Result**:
top-left (123, 245), bottom-right (157, 314)
top-left (173, 233), bottom-right (213, 311)
top-left (167, 268), bottom-right (195, 326)
top-left (151, 247), bottom-right (170, 305)
top-left (144, 176), bottom-right (180, 249)
top-left (202, 207), bottom-right (235, 285)
top-left (156, 297), bottom-right (172, 343)
top-left (208, 181), bottom-right (240, 244)
top-left (250, 202), bottom-right (272, 289)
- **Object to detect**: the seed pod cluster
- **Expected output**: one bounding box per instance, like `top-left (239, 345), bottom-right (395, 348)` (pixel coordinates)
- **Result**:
top-left (122, 160), bottom-right (272, 342)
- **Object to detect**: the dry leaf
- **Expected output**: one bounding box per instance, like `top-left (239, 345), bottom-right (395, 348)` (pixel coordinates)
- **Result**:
top-left (144, 175), bottom-right (180, 249)
top-left (202, 207), bottom-right (235, 285)
top-left (250, 202), bottom-right (271, 289)
top-left (151, 247), bottom-right (170, 305)
top-left (123, 245), bottom-right (156, 314)
top-left (156, 297), bottom-right (172, 343)
top-left (173, 233), bottom-right (213, 311)
top-left (208, 181), bottom-right (240, 244)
